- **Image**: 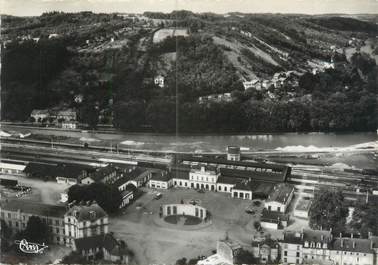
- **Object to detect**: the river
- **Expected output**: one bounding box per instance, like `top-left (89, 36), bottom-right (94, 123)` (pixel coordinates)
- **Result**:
top-left (2, 124), bottom-right (377, 153)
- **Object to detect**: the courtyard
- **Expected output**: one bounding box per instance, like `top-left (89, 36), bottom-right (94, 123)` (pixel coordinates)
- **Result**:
top-left (110, 187), bottom-right (266, 265)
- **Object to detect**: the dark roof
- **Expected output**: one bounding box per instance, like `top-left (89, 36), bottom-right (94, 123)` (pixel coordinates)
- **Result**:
top-left (65, 203), bottom-right (107, 221)
top-left (24, 162), bottom-right (92, 179)
top-left (217, 175), bottom-right (243, 185)
top-left (227, 146), bottom-right (240, 154)
top-left (331, 238), bottom-right (375, 253)
top-left (261, 209), bottom-right (289, 223)
top-left (266, 183), bottom-right (294, 204)
top-left (112, 175), bottom-right (131, 187)
top-left (89, 165), bottom-right (117, 182)
top-left (303, 229), bottom-right (332, 244)
top-left (220, 168), bottom-right (285, 183)
top-left (150, 170), bottom-right (171, 182)
top-left (74, 233), bottom-right (130, 256)
top-left (282, 229), bottom-right (332, 245)
top-left (252, 238), bottom-right (279, 249)
top-left (1, 200), bottom-right (67, 218)
top-left (127, 167), bottom-right (149, 180)
top-left (181, 156), bottom-right (289, 171)
top-left (121, 189), bottom-right (133, 197)
top-left (170, 166), bottom-right (190, 180)
top-left (233, 180), bottom-right (253, 191)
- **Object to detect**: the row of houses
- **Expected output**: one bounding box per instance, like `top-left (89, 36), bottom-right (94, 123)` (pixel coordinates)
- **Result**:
top-left (199, 230), bottom-right (378, 265)
top-left (243, 70), bottom-right (303, 91)
top-left (1, 200), bottom-right (130, 263)
top-left (30, 108), bottom-right (77, 129)
top-left (256, 230), bottom-right (378, 265)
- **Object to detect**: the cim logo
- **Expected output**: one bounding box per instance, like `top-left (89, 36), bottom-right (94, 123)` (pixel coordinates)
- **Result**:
top-left (15, 239), bottom-right (48, 254)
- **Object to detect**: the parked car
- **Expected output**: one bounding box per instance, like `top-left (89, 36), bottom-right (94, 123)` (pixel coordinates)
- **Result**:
top-left (197, 189), bottom-right (205, 193)
top-left (154, 193), bottom-right (162, 200)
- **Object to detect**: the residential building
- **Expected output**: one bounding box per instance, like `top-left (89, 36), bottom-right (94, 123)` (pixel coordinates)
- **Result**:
top-left (64, 202), bottom-right (109, 247)
top-left (198, 93), bottom-right (233, 104)
top-left (252, 238), bottom-right (280, 264)
top-left (61, 121), bottom-right (77, 129)
top-left (260, 209), bottom-right (290, 230)
top-left (280, 230), bottom-right (378, 265)
top-left (329, 237), bottom-right (375, 265)
top-left (197, 239), bottom-right (242, 265)
top-left (154, 75), bottom-right (164, 88)
top-left (0, 200), bottom-right (67, 245)
top-left (73, 233), bottom-right (130, 263)
top-left (30, 109), bottom-right (49, 122)
top-left (56, 108), bottom-right (77, 122)
top-left (264, 183), bottom-right (295, 213)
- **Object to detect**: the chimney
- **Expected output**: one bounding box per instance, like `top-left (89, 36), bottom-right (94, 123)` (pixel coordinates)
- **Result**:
top-left (368, 232), bottom-right (372, 239)
top-left (341, 239), bottom-right (344, 248)
top-left (351, 233), bottom-right (353, 239)
top-left (321, 235), bottom-right (324, 241)
top-left (371, 240), bottom-right (374, 249)
top-left (353, 241), bottom-right (356, 249)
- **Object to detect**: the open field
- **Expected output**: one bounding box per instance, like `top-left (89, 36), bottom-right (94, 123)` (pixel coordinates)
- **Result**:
top-left (153, 28), bottom-right (189, 43)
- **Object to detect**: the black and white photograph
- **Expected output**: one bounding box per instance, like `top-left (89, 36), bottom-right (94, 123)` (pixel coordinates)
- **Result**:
top-left (0, 0), bottom-right (378, 264)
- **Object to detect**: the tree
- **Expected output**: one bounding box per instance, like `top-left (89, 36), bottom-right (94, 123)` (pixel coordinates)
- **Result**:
top-left (61, 251), bottom-right (88, 264)
top-left (235, 249), bottom-right (257, 264)
top-left (350, 199), bottom-right (378, 237)
top-left (1, 220), bottom-right (13, 252)
top-left (17, 216), bottom-right (50, 244)
top-left (68, 182), bottom-right (122, 214)
top-left (309, 188), bottom-right (348, 233)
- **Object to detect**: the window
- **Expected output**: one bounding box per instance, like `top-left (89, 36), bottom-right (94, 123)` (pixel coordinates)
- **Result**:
top-left (0, 212), bottom-right (4, 218)
top-left (297, 246), bottom-right (300, 250)
top-left (7, 213), bottom-right (11, 218)
top-left (55, 220), bottom-right (59, 225)
top-left (284, 251), bottom-right (287, 256)
top-left (296, 259), bottom-right (300, 264)
top-left (224, 187), bottom-right (227, 192)
top-left (296, 252), bottom-right (300, 257)
top-left (284, 258), bottom-right (287, 263)
top-left (56, 228), bottom-right (60, 234)
top-left (185, 182), bottom-right (187, 187)
top-left (277, 207), bottom-right (281, 212)
top-left (15, 221), bottom-right (18, 227)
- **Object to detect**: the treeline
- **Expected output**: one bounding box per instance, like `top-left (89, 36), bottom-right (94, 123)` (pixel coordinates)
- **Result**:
top-left (1, 39), bottom-right (69, 121)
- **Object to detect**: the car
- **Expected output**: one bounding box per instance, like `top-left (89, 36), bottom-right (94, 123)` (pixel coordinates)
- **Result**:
top-left (245, 209), bottom-right (255, 215)
top-left (197, 189), bottom-right (205, 193)
top-left (154, 193), bottom-right (162, 200)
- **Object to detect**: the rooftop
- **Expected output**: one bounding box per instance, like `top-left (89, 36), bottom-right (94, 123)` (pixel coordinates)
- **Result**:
top-left (266, 183), bottom-right (294, 204)
top-left (282, 229), bottom-right (332, 245)
top-left (1, 200), bottom-right (67, 218)
top-left (331, 238), bottom-right (375, 253)
top-left (261, 209), bottom-right (290, 223)
top-left (220, 168), bottom-right (286, 183)
top-left (74, 233), bottom-right (130, 256)
top-left (24, 162), bottom-right (93, 179)
top-left (150, 170), bottom-right (171, 182)
top-left (88, 165), bottom-right (117, 182)
top-left (65, 202), bottom-right (107, 221)
top-left (295, 198), bottom-right (312, 212)
top-left (181, 156), bottom-right (289, 171)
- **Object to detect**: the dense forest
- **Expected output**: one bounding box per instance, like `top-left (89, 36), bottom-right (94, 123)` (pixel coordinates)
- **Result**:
top-left (1, 12), bottom-right (377, 133)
